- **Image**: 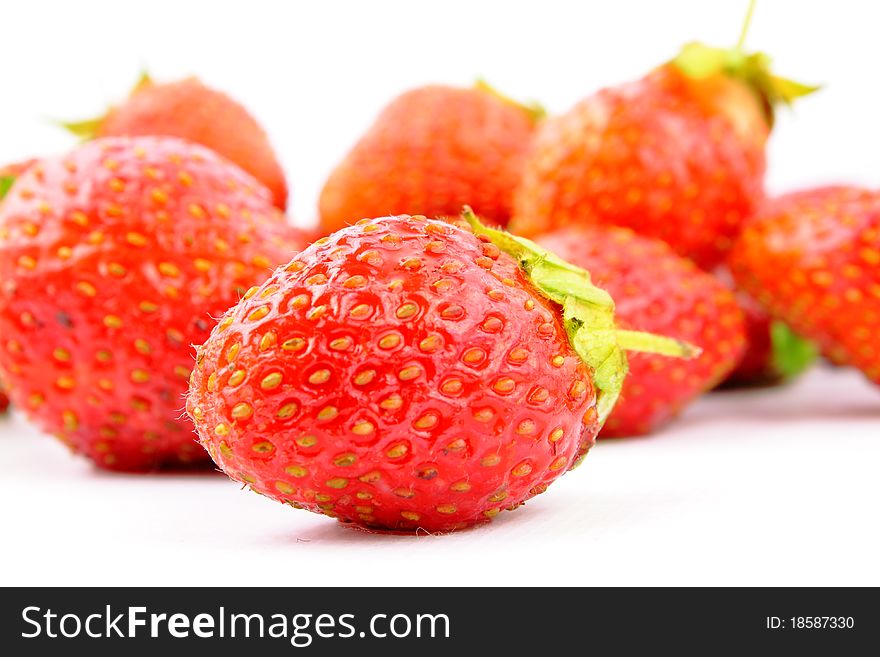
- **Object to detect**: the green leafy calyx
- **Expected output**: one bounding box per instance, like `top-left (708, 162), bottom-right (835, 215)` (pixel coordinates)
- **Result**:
top-left (463, 208), bottom-right (699, 425)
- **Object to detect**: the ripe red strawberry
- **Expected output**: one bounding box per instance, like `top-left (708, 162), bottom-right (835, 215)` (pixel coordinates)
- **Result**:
top-left (536, 226), bottom-right (745, 437)
top-left (318, 83), bottom-right (540, 234)
top-left (715, 270), bottom-right (816, 387)
top-left (0, 136), bottom-right (306, 470)
top-left (512, 35), bottom-right (815, 268)
top-left (65, 75), bottom-right (288, 209)
top-left (730, 186), bottom-right (880, 384)
top-left (187, 212), bottom-right (693, 532)
top-left (0, 159), bottom-right (37, 413)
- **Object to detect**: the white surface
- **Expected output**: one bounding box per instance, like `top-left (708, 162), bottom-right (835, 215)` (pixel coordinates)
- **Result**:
top-left (2, 366), bottom-right (879, 587)
top-left (1, 1), bottom-right (880, 586)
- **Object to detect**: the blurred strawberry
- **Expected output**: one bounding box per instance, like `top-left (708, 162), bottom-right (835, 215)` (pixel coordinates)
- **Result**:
top-left (63, 74), bottom-right (288, 209)
top-left (0, 136), bottom-right (305, 470)
top-left (513, 9), bottom-right (815, 268)
top-left (730, 186), bottom-right (880, 384)
top-left (319, 82), bottom-right (540, 233)
top-left (537, 226), bottom-right (745, 436)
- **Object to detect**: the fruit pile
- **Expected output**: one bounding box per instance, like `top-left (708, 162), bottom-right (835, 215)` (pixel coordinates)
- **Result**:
top-left (0, 7), bottom-right (876, 533)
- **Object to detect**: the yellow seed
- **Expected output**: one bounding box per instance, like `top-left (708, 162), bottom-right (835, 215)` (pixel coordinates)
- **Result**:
top-left (130, 369), bottom-right (150, 383)
top-left (295, 435), bottom-right (317, 447)
top-left (413, 413), bottom-right (439, 430)
top-left (511, 461), bottom-right (533, 477)
top-left (126, 232), bottom-right (148, 247)
top-left (481, 454), bottom-right (501, 467)
top-left (351, 421), bottom-right (375, 436)
top-left (349, 304), bottom-right (371, 318)
top-left (492, 377), bottom-right (516, 394)
top-left (62, 410), bottom-right (78, 430)
top-left (107, 262), bottom-right (126, 277)
top-left (353, 369), bottom-right (376, 386)
top-left (343, 275), bottom-right (367, 289)
top-left (549, 427), bottom-right (564, 442)
top-left (56, 376), bottom-right (75, 390)
top-left (218, 316), bottom-right (233, 332)
top-left (214, 423), bottom-right (230, 436)
top-left (549, 456), bottom-right (568, 471)
top-left (231, 402), bottom-right (253, 419)
top-left (138, 301), bottom-right (158, 313)
top-left (276, 402), bottom-right (299, 419)
top-left (419, 335), bottom-right (442, 353)
top-left (158, 262), bottom-right (181, 277)
top-left (76, 281), bottom-right (97, 297)
top-left (53, 347), bottom-right (71, 362)
top-left (380, 394), bottom-right (403, 410)
top-left (308, 369), bottom-right (331, 385)
top-left (285, 464), bottom-right (308, 478)
top-left (440, 379), bottom-right (463, 396)
top-left (396, 302), bottom-right (418, 319)
top-left (275, 481), bottom-right (295, 494)
top-left (260, 332), bottom-right (277, 351)
top-left (103, 315), bottom-right (123, 329)
top-left (329, 336), bottom-right (353, 351)
top-left (379, 333), bottom-right (401, 349)
top-left (333, 453), bottom-right (357, 467)
top-left (326, 477), bottom-right (348, 489)
top-left (400, 511), bottom-right (421, 521)
top-left (450, 481), bottom-right (471, 493)
top-left (386, 443), bottom-right (409, 459)
top-left (228, 369), bottom-right (246, 386)
top-left (436, 504), bottom-right (457, 515)
top-left (134, 339), bottom-right (151, 354)
top-left (252, 441), bottom-right (274, 453)
top-left (226, 343), bottom-right (241, 362)
top-left (281, 337), bottom-right (306, 352)
top-left (551, 355), bottom-right (565, 367)
top-left (261, 372), bottom-right (283, 389)
top-left (317, 406), bottom-right (338, 421)
top-left (398, 365), bottom-right (421, 381)
top-left (194, 258), bottom-right (212, 272)
top-left (248, 305), bottom-right (270, 322)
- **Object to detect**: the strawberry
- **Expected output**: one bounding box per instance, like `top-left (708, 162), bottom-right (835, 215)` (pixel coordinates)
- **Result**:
top-left (64, 75), bottom-right (288, 209)
top-left (0, 160), bottom-right (36, 414)
top-left (715, 270), bottom-right (816, 387)
top-left (0, 136), bottom-right (305, 470)
top-left (511, 13), bottom-right (815, 268)
top-left (536, 226), bottom-right (745, 437)
top-left (730, 186), bottom-right (880, 384)
top-left (318, 83), bottom-right (540, 234)
top-left (187, 211), bottom-right (693, 532)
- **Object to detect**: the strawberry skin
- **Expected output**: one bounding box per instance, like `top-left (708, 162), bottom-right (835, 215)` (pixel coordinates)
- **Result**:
top-left (88, 77), bottom-right (288, 209)
top-left (0, 136), bottom-right (305, 470)
top-left (513, 64), bottom-right (767, 269)
top-left (188, 215), bottom-right (601, 532)
top-left (319, 85), bottom-right (538, 234)
top-left (730, 187), bottom-right (880, 384)
top-left (537, 226), bottom-right (746, 437)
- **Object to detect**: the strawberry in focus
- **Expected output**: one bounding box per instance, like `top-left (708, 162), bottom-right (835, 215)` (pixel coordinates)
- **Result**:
top-left (0, 136), bottom-right (306, 470)
top-left (65, 75), bottom-right (288, 209)
top-left (537, 226), bottom-right (745, 437)
top-left (511, 10), bottom-right (815, 268)
top-left (319, 83), bottom-right (540, 234)
top-left (730, 186), bottom-right (880, 384)
top-left (187, 212), bottom-right (694, 532)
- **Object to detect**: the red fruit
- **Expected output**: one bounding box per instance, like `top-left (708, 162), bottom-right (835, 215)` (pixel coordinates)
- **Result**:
top-left (715, 270), bottom-right (816, 387)
top-left (730, 186), bottom-right (880, 384)
top-left (319, 83), bottom-right (539, 234)
top-left (512, 41), bottom-right (814, 269)
top-left (66, 75), bottom-right (288, 209)
top-left (537, 226), bottom-right (745, 437)
top-left (0, 136), bottom-right (305, 470)
top-left (187, 212), bottom-right (693, 532)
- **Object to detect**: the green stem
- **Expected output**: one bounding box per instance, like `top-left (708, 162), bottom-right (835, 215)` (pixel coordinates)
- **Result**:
top-left (736, 0), bottom-right (757, 51)
top-left (616, 330), bottom-right (701, 359)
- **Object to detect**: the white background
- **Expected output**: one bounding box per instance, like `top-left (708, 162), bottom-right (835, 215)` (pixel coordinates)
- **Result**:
top-left (1, 0), bottom-right (878, 586)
